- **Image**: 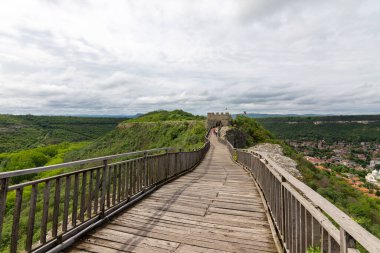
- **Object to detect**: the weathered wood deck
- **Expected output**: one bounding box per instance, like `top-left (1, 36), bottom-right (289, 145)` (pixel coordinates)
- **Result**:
top-left (66, 134), bottom-right (279, 253)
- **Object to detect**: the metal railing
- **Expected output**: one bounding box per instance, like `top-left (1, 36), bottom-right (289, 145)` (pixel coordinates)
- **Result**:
top-left (219, 137), bottom-right (380, 253)
top-left (0, 134), bottom-right (210, 253)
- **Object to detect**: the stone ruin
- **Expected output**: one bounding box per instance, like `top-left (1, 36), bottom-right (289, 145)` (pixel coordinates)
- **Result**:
top-left (206, 112), bottom-right (232, 129)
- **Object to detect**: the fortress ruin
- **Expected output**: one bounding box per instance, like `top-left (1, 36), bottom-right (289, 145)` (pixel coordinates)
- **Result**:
top-left (206, 112), bottom-right (232, 129)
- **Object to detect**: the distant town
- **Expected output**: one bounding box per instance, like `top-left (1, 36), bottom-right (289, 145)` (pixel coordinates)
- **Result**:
top-left (288, 140), bottom-right (380, 198)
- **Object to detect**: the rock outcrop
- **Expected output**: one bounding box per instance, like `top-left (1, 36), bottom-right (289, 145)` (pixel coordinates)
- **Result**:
top-left (249, 143), bottom-right (303, 179)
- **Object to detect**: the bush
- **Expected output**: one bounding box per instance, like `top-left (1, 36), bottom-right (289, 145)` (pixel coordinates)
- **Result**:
top-left (307, 246), bottom-right (321, 253)
top-left (226, 115), bottom-right (274, 148)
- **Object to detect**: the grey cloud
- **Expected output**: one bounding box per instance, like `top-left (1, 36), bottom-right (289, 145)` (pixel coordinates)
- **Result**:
top-left (0, 0), bottom-right (379, 115)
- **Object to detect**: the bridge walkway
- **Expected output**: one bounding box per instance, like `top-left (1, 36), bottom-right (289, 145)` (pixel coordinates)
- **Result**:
top-left (66, 134), bottom-right (279, 253)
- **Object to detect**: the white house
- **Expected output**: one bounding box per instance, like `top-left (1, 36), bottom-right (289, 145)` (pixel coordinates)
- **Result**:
top-left (365, 170), bottom-right (380, 186)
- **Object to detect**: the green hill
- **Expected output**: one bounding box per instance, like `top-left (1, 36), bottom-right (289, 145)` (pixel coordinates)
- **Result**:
top-left (0, 115), bottom-right (126, 153)
top-left (127, 109), bottom-right (205, 122)
top-left (66, 110), bottom-right (206, 160)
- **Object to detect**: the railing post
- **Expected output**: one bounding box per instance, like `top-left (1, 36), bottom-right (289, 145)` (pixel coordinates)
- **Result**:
top-left (179, 149), bottom-right (182, 173)
top-left (0, 178), bottom-right (9, 243)
top-left (10, 188), bottom-right (23, 253)
top-left (340, 228), bottom-right (356, 253)
top-left (143, 152), bottom-right (147, 189)
top-left (100, 159), bottom-right (108, 218)
top-left (165, 149), bottom-right (169, 179)
top-left (281, 176), bottom-right (286, 250)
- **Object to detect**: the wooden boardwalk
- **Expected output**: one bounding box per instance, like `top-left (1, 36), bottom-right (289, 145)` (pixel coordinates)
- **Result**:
top-left (66, 134), bottom-right (279, 253)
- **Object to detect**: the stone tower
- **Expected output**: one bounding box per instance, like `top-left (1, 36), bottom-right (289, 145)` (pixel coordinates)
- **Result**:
top-left (206, 112), bottom-right (232, 129)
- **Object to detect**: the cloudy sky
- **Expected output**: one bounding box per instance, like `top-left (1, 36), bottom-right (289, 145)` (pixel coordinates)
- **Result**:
top-left (0, 0), bottom-right (379, 115)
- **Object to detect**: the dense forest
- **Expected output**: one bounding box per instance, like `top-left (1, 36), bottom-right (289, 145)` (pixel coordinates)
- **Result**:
top-left (257, 115), bottom-right (380, 143)
top-left (0, 114), bottom-right (126, 153)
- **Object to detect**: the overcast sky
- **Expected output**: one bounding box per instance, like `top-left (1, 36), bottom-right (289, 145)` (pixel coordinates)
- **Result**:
top-left (0, 0), bottom-right (379, 115)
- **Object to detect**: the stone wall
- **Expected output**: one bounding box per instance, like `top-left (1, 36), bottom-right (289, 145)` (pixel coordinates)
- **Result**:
top-left (206, 112), bottom-right (232, 129)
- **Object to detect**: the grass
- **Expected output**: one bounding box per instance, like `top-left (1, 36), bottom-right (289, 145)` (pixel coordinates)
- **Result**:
top-left (126, 109), bottom-right (205, 123)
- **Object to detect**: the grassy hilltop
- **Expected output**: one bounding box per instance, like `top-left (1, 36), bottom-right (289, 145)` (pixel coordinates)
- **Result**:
top-left (66, 110), bottom-right (206, 160)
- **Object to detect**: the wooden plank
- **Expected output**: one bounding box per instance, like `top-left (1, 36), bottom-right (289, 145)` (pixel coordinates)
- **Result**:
top-left (78, 236), bottom-right (176, 253)
top-left (176, 244), bottom-right (232, 253)
top-left (62, 175), bottom-right (71, 232)
top-left (120, 211), bottom-right (272, 234)
top-left (136, 159), bottom-right (141, 192)
top-left (0, 178), bottom-right (9, 244)
top-left (87, 170), bottom-right (94, 218)
top-left (52, 178), bottom-right (61, 237)
top-left (115, 215), bottom-right (273, 238)
top-left (103, 225), bottom-right (277, 252)
top-left (133, 160), bottom-right (137, 194)
top-left (112, 165), bottom-right (117, 206)
top-left (300, 203), bottom-right (306, 253)
top-left (10, 188), bottom-right (23, 253)
top-left (120, 163), bottom-right (125, 201)
top-left (72, 173), bottom-right (79, 226)
top-left (100, 160), bottom-right (108, 215)
top-left (112, 218), bottom-right (275, 245)
top-left (312, 217), bottom-right (321, 248)
top-left (94, 168), bottom-right (100, 215)
top-left (117, 164), bottom-right (121, 203)
top-left (107, 166), bottom-right (112, 208)
top-left (80, 171), bottom-right (87, 222)
top-left (88, 230), bottom-right (180, 251)
top-left (127, 161), bottom-right (132, 197)
top-left (25, 184), bottom-right (37, 251)
top-left (40, 180), bottom-right (50, 244)
top-left (143, 153), bottom-right (147, 188)
top-left (123, 162), bottom-right (128, 199)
